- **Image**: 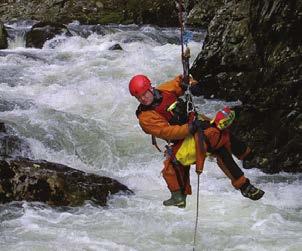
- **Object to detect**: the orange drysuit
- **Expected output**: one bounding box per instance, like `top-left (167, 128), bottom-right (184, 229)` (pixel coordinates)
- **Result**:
top-left (136, 75), bottom-right (250, 195)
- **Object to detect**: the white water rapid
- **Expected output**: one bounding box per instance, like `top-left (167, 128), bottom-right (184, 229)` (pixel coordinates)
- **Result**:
top-left (0, 22), bottom-right (301, 251)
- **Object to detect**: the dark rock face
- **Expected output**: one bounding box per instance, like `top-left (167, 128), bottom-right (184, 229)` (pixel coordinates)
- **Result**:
top-left (191, 0), bottom-right (302, 173)
top-left (0, 21), bottom-right (8, 49)
top-left (187, 0), bottom-right (224, 28)
top-left (0, 0), bottom-right (184, 26)
top-left (0, 158), bottom-right (133, 206)
top-left (0, 135), bottom-right (34, 159)
top-left (25, 22), bottom-right (71, 48)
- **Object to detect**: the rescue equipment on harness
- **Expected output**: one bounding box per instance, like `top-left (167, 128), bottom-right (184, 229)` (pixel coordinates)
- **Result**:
top-left (211, 106), bottom-right (235, 130)
top-left (167, 98), bottom-right (189, 125)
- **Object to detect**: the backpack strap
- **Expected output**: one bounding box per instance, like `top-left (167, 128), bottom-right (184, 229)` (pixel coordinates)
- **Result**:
top-left (152, 135), bottom-right (162, 152)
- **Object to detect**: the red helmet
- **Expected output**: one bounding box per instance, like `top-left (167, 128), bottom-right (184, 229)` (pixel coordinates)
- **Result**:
top-left (129, 75), bottom-right (151, 96)
top-left (211, 106), bottom-right (235, 130)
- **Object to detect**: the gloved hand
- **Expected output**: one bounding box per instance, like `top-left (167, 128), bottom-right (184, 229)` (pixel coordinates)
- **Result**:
top-left (180, 74), bottom-right (199, 91)
top-left (189, 119), bottom-right (204, 134)
top-left (189, 80), bottom-right (204, 96)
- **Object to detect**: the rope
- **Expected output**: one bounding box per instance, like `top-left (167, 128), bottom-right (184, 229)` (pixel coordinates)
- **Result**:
top-left (177, 2), bottom-right (201, 250)
top-left (177, 0), bottom-right (196, 116)
top-left (177, 3), bottom-right (201, 249)
top-left (193, 174), bottom-right (200, 251)
top-left (177, 0), bottom-right (189, 85)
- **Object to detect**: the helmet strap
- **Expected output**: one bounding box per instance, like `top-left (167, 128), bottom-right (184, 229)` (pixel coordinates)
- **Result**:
top-left (150, 89), bottom-right (163, 107)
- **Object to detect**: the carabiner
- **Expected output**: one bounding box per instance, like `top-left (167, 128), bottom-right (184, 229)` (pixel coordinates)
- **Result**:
top-left (185, 92), bottom-right (195, 113)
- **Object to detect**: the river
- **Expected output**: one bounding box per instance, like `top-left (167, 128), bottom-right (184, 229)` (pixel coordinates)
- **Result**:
top-left (0, 21), bottom-right (301, 251)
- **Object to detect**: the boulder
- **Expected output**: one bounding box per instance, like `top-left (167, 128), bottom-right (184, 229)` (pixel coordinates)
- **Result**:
top-left (25, 22), bottom-right (72, 48)
top-left (109, 43), bottom-right (123, 50)
top-left (0, 21), bottom-right (8, 49)
top-left (0, 122), bottom-right (133, 206)
top-left (0, 157), bottom-right (133, 206)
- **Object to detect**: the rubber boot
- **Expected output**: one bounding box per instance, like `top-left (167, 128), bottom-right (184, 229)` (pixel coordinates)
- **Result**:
top-left (177, 195), bottom-right (187, 208)
top-left (240, 182), bottom-right (265, 200)
top-left (163, 190), bottom-right (186, 208)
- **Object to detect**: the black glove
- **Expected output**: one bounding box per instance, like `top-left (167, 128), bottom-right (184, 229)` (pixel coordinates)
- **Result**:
top-left (189, 119), bottom-right (204, 134)
top-left (189, 117), bottom-right (210, 134)
top-left (189, 80), bottom-right (204, 96)
top-left (181, 80), bottom-right (204, 96)
top-left (180, 81), bottom-right (189, 91)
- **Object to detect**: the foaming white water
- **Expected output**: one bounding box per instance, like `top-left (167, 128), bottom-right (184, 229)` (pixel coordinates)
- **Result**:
top-left (0, 24), bottom-right (301, 251)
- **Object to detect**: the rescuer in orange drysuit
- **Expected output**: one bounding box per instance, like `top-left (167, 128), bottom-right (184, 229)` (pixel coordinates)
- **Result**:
top-left (129, 74), bottom-right (264, 208)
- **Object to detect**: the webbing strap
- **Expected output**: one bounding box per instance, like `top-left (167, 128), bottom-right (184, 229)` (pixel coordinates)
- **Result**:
top-left (151, 135), bottom-right (162, 152)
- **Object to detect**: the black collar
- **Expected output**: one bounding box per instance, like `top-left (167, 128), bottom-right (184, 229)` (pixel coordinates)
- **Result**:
top-left (150, 89), bottom-right (162, 107)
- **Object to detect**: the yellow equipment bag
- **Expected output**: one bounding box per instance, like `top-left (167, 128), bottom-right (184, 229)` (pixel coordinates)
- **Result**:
top-left (175, 135), bottom-right (197, 166)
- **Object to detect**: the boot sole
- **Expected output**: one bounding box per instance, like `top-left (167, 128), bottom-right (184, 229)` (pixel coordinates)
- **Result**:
top-left (163, 201), bottom-right (186, 207)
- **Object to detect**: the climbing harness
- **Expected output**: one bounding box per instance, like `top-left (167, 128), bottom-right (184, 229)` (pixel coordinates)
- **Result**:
top-left (165, 144), bottom-right (187, 194)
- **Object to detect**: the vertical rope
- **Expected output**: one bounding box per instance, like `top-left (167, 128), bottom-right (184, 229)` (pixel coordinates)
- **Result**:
top-left (193, 174), bottom-right (200, 251)
top-left (177, 2), bottom-right (200, 250)
top-left (178, 0), bottom-right (189, 86)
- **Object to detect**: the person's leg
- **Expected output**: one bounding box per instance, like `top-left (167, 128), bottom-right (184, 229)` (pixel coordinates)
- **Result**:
top-left (216, 147), bottom-right (247, 187)
top-left (203, 128), bottom-right (264, 200)
top-left (182, 165), bottom-right (192, 195)
top-left (162, 158), bottom-right (181, 192)
top-left (229, 132), bottom-right (251, 159)
top-left (161, 158), bottom-right (187, 207)
top-left (215, 147), bottom-right (264, 200)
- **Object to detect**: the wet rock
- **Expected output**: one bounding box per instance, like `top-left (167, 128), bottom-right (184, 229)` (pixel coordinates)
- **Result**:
top-left (0, 123), bottom-right (6, 133)
top-left (67, 23), bottom-right (106, 38)
top-left (191, 0), bottom-right (302, 173)
top-left (0, 121), bottom-right (132, 206)
top-left (187, 0), bottom-right (224, 28)
top-left (0, 135), bottom-right (33, 159)
top-left (0, 21), bottom-right (8, 49)
top-left (25, 22), bottom-right (72, 48)
top-left (0, 122), bottom-right (33, 159)
top-left (109, 43), bottom-right (123, 50)
top-left (0, 157), bottom-right (133, 206)
top-left (0, 0), bottom-right (183, 27)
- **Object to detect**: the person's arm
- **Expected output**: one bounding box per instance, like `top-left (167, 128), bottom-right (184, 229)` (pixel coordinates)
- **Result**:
top-left (156, 75), bottom-right (184, 97)
top-left (138, 110), bottom-right (190, 141)
top-left (156, 75), bottom-right (204, 97)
